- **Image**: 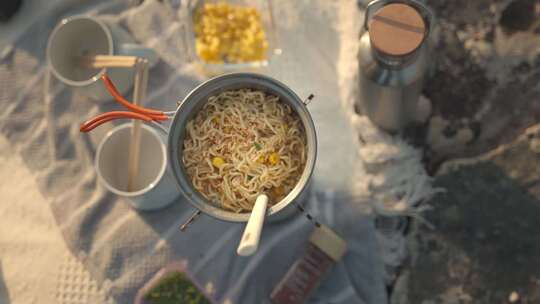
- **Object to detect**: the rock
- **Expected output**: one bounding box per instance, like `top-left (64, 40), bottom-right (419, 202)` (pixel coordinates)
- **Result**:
top-left (499, 0), bottom-right (539, 34)
top-left (474, 230), bottom-right (486, 240)
top-left (414, 96), bottom-right (432, 124)
top-left (530, 138), bottom-right (540, 153)
top-left (0, 0), bottom-right (23, 22)
top-left (396, 124), bottom-right (540, 304)
top-left (427, 116), bottom-right (474, 158)
top-left (509, 291), bottom-right (520, 303)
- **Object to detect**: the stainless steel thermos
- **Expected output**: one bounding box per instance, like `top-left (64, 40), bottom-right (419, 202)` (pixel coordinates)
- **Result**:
top-left (358, 0), bottom-right (434, 132)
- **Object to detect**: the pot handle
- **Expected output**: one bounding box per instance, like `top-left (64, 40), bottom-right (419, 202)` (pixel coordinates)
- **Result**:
top-left (303, 94), bottom-right (315, 106)
top-left (79, 75), bottom-right (174, 133)
top-left (179, 210), bottom-right (202, 231)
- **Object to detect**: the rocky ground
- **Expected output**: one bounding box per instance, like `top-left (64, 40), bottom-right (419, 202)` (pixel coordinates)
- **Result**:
top-left (393, 0), bottom-right (540, 303)
top-left (418, 0), bottom-right (540, 171)
top-left (395, 125), bottom-right (540, 304)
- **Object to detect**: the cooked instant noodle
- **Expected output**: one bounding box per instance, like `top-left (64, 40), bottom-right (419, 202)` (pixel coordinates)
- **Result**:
top-left (182, 89), bottom-right (306, 212)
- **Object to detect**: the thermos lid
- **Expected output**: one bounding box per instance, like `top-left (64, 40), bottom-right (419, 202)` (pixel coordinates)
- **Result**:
top-left (369, 3), bottom-right (426, 57)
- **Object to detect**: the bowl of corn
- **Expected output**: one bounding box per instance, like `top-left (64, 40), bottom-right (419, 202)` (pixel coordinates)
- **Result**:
top-left (185, 0), bottom-right (280, 75)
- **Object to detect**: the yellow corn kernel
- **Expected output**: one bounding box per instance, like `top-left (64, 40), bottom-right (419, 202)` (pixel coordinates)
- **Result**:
top-left (268, 152), bottom-right (280, 165)
top-left (212, 157), bottom-right (225, 168)
top-left (222, 31), bottom-right (232, 40)
top-left (216, 2), bottom-right (228, 12)
top-left (203, 3), bottom-right (215, 11)
top-left (256, 154), bottom-right (266, 164)
top-left (255, 31), bottom-right (265, 40)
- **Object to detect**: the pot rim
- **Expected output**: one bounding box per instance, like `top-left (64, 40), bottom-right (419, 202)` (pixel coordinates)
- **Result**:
top-left (167, 73), bottom-right (317, 222)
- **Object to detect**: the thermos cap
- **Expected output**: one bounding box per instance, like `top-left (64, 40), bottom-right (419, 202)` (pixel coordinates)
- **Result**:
top-left (369, 3), bottom-right (426, 57)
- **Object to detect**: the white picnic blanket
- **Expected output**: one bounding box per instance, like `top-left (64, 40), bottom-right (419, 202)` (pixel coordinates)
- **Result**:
top-left (0, 0), bottom-right (436, 303)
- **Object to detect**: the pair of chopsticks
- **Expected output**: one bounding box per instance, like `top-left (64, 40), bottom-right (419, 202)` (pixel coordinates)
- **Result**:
top-left (79, 55), bottom-right (139, 69)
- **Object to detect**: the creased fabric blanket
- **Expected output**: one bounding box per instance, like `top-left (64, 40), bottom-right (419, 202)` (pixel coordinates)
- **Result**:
top-left (0, 0), bottom-right (434, 303)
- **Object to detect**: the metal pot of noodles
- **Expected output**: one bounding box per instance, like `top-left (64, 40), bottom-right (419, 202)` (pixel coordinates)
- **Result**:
top-left (168, 73), bottom-right (317, 223)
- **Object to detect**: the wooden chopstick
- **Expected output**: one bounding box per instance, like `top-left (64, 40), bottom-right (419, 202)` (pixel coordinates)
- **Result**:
top-left (79, 55), bottom-right (138, 68)
top-left (126, 58), bottom-right (149, 192)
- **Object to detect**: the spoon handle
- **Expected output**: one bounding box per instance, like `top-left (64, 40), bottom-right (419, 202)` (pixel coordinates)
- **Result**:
top-left (237, 194), bottom-right (269, 256)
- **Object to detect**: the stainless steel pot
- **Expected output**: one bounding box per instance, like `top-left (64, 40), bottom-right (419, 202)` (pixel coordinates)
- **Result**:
top-left (167, 73), bottom-right (317, 223)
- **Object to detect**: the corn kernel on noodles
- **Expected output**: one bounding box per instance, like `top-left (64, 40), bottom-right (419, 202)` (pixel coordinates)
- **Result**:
top-left (193, 2), bottom-right (269, 63)
top-left (182, 89), bottom-right (307, 212)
